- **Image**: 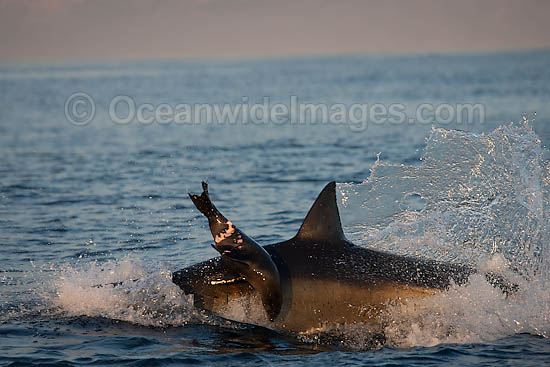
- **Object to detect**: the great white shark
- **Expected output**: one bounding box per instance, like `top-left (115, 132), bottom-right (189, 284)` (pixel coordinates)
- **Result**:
top-left (172, 181), bottom-right (509, 333)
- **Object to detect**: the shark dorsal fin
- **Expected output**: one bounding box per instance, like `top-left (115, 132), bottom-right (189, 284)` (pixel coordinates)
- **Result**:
top-left (295, 181), bottom-right (347, 243)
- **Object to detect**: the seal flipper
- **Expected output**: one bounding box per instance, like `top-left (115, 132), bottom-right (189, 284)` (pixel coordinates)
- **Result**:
top-left (189, 182), bottom-right (282, 321)
top-left (188, 181), bottom-right (227, 230)
top-left (295, 181), bottom-right (349, 243)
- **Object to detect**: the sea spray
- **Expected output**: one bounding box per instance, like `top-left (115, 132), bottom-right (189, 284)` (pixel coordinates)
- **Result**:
top-left (340, 121), bottom-right (548, 273)
top-left (338, 120), bottom-right (550, 347)
top-left (52, 256), bottom-right (195, 327)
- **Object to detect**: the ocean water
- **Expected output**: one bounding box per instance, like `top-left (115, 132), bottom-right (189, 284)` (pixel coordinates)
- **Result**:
top-left (1, 50), bottom-right (550, 366)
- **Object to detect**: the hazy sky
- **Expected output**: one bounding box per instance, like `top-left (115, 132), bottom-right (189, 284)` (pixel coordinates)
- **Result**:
top-left (1, 0), bottom-right (550, 62)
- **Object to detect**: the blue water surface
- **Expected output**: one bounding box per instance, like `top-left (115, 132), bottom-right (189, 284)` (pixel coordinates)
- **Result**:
top-left (1, 50), bottom-right (550, 366)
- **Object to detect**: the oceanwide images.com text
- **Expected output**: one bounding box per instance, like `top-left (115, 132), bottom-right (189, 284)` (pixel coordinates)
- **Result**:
top-left (65, 93), bottom-right (486, 131)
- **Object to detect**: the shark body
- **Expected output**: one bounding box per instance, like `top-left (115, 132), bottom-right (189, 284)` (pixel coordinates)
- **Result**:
top-left (173, 182), bottom-right (473, 333)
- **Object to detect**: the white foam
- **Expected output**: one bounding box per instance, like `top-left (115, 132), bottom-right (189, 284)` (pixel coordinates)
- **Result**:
top-left (336, 120), bottom-right (550, 348)
top-left (384, 258), bottom-right (549, 347)
top-left (51, 256), bottom-right (195, 327)
top-left (217, 293), bottom-right (269, 327)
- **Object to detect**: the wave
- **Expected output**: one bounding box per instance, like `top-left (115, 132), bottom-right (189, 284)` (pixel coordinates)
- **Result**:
top-left (338, 120), bottom-right (549, 347)
top-left (50, 257), bottom-right (196, 328)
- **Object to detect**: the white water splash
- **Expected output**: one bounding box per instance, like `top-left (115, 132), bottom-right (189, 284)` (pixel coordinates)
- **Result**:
top-left (51, 257), bottom-right (196, 327)
top-left (218, 293), bottom-right (269, 327)
top-left (384, 254), bottom-right (549, 347)
top-left (338, 120), bottom-right (550, 348)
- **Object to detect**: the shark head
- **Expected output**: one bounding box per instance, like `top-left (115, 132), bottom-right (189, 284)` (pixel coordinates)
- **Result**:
top-left (183, 181), bottom-right (347, 322)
